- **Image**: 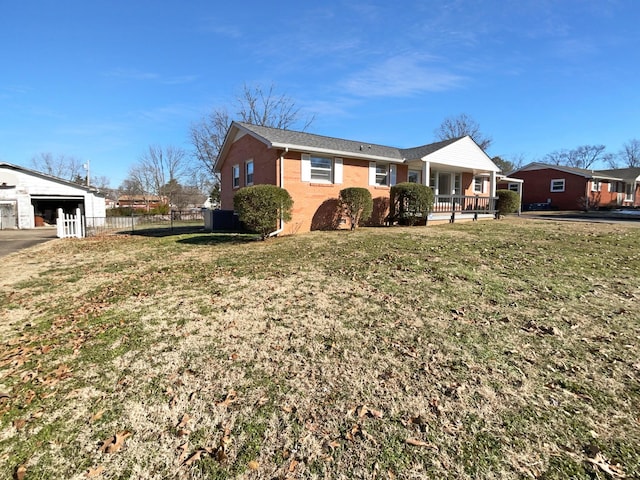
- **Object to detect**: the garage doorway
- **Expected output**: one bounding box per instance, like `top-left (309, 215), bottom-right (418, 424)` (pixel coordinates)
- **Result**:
top-left (31, 196), bottom-right (84, 227)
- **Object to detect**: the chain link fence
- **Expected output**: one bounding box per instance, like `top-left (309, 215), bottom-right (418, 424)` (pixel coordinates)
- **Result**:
top-left (86, 210), bottom-right (205, 236)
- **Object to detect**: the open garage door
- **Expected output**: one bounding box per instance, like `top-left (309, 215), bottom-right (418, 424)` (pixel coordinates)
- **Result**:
top-left (31, 195), bottom-right (84, 226)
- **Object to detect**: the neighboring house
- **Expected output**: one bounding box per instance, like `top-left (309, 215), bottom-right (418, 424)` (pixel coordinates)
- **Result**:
top-left (214, 122), bottom-right (501, 233)
top-left (117, 195), bottom-right (168, 211)
top-left (508, 162), bottom-right (640, 210)
top-left (0, 162), bottom-right (106, 229)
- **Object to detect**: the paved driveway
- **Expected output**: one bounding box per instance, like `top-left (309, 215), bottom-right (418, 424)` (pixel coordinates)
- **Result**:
top-left (0, 228), bottom-right (58, 258)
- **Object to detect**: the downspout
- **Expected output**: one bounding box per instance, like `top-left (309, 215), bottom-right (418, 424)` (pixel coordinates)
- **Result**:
top-left (268, 147), bottom-right (288, 237)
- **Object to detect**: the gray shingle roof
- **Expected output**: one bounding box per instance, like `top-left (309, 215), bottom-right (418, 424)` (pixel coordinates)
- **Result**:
top-left (596, 167), bottom-right (640, 181)
top-left (514, 162), bottom-right (623, 181)
top-left (235, 122), bottom-right (461, 161)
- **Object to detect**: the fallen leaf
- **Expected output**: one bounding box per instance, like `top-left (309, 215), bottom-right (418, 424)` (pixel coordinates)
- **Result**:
top-left (288, 459), bottom-right (299, 473)
top-left (15, 464), bottom-right (27, 480)
top-left (216, 389), bottom-right (237, 407)
top-left (86, 465), bottom-right (105, 477)
top-left (248, 460), bottom-right (259, 470)
top-left (406, 438), bottom-right (437, 449)
top-left (177, 413), bottom-right (191, 429)
top-left (357, 405), bottom-right (383, 419)
top-left (177, 442), bottom-right (190, 463)
top-left (99, 430), bottom-right (132, 454)
top-left (13, 419), bottom-right (27, 430)
top-left (90, 410), bottom-right (104, 422)
top-left (586, 452), bottom-right (626, 478)
top-left (184, 449), bottom-right (204, 466)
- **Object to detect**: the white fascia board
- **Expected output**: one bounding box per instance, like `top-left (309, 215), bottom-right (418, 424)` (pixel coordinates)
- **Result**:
top-left (420, 137), bottom-right (500, 172)
top-left (269, 142), bottom-right (404, 163)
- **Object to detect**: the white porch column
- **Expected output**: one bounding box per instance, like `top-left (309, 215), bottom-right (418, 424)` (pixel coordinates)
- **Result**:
top-left (422, 161), bottom-right (430, 186)
top-left (490, 171), bottom-right (497, 197)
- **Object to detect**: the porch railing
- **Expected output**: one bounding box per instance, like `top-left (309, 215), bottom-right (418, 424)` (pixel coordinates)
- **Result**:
top-left (432, 195), bottom-right (498, 222)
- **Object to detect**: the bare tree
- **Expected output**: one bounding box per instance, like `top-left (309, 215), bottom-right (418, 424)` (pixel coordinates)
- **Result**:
top-left (618, 139), bottom-right (640, 168)
top-left (544, 145), bottom-right (611, 170)
top-left (492, 154), bottom-right (525, 174)
top-left (190, 83), bottom-right (315, 178)
top-left (124, 145), bottom-right (189, 207)
top-left (434, 113), bottom-right (492, 151)
top-left (31, 153), bottom-right (84, 181)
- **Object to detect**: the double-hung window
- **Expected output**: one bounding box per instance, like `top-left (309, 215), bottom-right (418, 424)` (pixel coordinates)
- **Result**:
top-left (245, 160), bottom-right (254, 185)
top-left (311, 156), bottom-right (333, 182)
top-left (473, 176), bottom-right (484, 194)
top-left (591, 180), bottom-right (601, 192)
top-left (232, 164), bottom-right (240, 188)
top-left (301, 154), bottom-right (343, 184)
top-left (508, 182), bottom-right (519, 192)
top-left (369, 162), bottom-right (396, 187)
top-left (550, 178), bottom-right (565, 192)
top-left (376, 164), bottom-right (388, 186)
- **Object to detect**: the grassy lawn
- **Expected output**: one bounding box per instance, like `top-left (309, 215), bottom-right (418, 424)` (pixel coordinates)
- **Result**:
top-left (1, 218), bottom-right (638, 479)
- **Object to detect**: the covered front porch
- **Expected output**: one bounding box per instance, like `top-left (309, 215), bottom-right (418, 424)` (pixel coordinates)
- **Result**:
top-left (406, 159), bottom-right (499, 223)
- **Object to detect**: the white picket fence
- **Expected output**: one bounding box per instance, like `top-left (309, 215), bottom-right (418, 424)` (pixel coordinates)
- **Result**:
top-left (57, 208), bottom-right (85, 238)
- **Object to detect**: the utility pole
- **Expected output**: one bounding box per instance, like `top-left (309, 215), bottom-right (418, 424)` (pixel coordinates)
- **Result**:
top-left (83, 160), bottom-right (90, 186)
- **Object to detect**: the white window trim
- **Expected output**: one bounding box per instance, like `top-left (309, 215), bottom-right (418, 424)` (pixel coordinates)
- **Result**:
top-left (245, 159), bottom-right (254, 186)
top-left (408, 170), bottom-right (421, 184)
top-left (232, 164), bottom-right (240, 189)
top-left (591, 180), bottom-right (601, 192)
top-left (508, 182), bottom-right (519, 192)
top-left (301, 154), bottom-right (342, 184)
top-left (369, 162), bottom-right (397, 187)
top-left (550, 178), bottom-right (565, 192)
top-left (473, 176), bottom-right (484, 194)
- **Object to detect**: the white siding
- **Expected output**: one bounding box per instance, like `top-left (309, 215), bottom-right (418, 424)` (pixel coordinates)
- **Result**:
top-left (424, 137), bottom-right (500, 172)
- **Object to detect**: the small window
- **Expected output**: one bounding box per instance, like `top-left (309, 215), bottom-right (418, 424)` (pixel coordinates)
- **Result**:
top-left (376, 164), bottom-right (388, 186)
top-left (508, 182), bottom-right (519, 192)
top-left (245, 160), bottom-right (254, 185)
top-left (550, 178), bottom-right (565, 192)
top-left (232, 165), bottom-right (240, 188)
top-left (310, 156), bottom-right (333, 182)
top-left (408, 170), bottom-right (421, 183)
top-left (473, 176), bottom-right (484, 193)
top-left (591, 180), bottom-right (601, 192)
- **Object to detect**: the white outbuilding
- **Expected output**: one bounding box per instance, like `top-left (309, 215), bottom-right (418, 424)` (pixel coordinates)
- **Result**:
top-left (0, 162), bottom-right (106, 229)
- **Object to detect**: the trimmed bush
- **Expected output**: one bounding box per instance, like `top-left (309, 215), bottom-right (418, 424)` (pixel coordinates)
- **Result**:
top-left (339, 187), bottom-right (373, 230)
top-left (496, 189), bottom-right (520, 217)
top-left (389, 182), bottom-right (434, 226)
top-left (234, 185), bottom-right (293, 239)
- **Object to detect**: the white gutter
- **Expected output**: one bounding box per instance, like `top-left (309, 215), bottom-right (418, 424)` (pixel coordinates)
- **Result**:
top-left (268, 147), bottom-right (288, 237)
top-left (269, 142), bottom-right (404, 163)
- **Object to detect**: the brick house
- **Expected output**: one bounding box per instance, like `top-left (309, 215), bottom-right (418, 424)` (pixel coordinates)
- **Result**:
top-left (508, 163), bottom-right (640, 210)
top-left (214, 122), bottom-right (501, 234)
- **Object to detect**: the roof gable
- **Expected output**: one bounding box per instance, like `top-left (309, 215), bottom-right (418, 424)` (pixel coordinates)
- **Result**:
top-left (0, 162), bottom-right (103, 194)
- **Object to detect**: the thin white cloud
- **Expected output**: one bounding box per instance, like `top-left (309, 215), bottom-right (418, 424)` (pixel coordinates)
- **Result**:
top-left (342, 54), bottom-right (464, 97)
top-left (103, 69), bottom-right (197, 85)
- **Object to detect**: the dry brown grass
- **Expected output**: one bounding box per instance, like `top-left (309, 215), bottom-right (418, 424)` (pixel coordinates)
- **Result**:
top-left (1, 218), bottom-right (639, 479)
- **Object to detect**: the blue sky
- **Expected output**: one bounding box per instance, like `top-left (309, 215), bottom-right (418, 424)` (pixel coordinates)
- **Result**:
top-left (1, 0), bottom-right (638, 187)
